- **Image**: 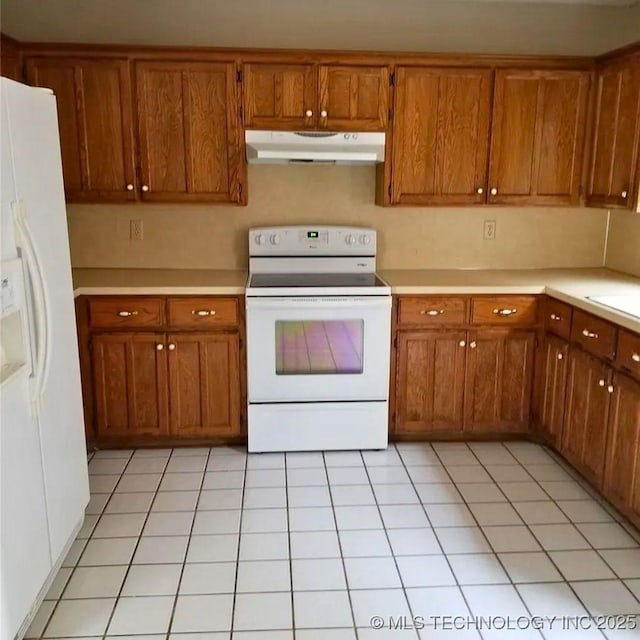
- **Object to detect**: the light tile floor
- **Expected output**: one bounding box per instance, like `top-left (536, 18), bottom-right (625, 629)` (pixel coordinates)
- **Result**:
top-left (25, 441), bottom-right (640, 639)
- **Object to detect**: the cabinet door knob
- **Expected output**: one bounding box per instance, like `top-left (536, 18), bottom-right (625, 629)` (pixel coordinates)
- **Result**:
top-left (582, 328), bottom-right (598, 339)
top-left (607, 385), bottom-right (614, 393)
top-left (305, 109), bottom-right (313, 117)
top-left (598, 378), bottom-right (606, 387)
top-left (469, 341), bottom-right (477, 349)
top-left (493, 308), bottom-right (517, 316)
top-left (156, 344), bottom-right (164, 351)
top-left (477, 187), bottom-right (484, 194)
top-left (320, 110), bottom-right (328, 118)
top-left (557, 353), bottom-right (563, 360)
top-left (632, 353), bottom-right (640, 363)
top-left (421, 309), bottom-right (443, 316)
top-left (141, 185), bottom-right (149, 192)
top-left (459, 340), bottom-right (466, 347)
top-left (126, 183), bottom-right (134, 191)
top-left (117, 310), bottom-right (138, 317)
top-left (622, 190), bottom-right (628, 198)
top-left (550, 314), bottom-right (561, 321)
top-left (192, 309), bottom-right (216, 317)
top-left (490, 187), bottom-right (498, 196)
top-left (168, 343), bottom-right (176, 351)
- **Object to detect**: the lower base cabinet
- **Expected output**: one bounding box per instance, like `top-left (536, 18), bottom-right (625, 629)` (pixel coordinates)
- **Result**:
top-left (604, 372), bottom-right (640, 517)
top-left (561, 348), bottom-right (612, 486)
top-left (91, 330), bottom-right (242, 442)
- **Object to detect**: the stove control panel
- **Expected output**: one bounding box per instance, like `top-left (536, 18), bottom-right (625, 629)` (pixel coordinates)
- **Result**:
top-left (249, 226), bottom-right (377, 256)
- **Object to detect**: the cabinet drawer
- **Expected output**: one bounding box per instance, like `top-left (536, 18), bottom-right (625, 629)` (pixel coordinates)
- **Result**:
top-left (616, 330), bottom-right (640, 378)
top-left (167, 297), bottom-right (239, 328)
top-left (88, 297), bottom-right (164, 328)
top-left (571, 309), bottom-right (617, 360)
top-left (471, 296), bottom-right (537, 325)
top-left (397, 297), bottom-right (468, 326)
top-left (543, 297), bottom-right (572, 339)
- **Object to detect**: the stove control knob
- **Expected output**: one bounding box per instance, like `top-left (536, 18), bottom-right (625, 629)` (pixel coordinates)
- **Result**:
top-left (254, 233), bottom-right (266, 245)
top-left (359, 234), bottom-right (371, 245)
top-left (269, 233), bottom-right (281, 245)
top-left (345, 234), bottom-right (356, 245)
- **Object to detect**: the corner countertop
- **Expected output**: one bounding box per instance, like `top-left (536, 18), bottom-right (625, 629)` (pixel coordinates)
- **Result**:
top-left (73, 267), bottom-right (640, 333)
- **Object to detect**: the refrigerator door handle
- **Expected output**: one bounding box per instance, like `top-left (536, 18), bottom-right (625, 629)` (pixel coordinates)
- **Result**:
top-left (13, 200), bottom-right (51, 405)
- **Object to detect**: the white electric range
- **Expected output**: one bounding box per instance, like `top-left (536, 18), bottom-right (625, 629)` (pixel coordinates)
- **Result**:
top-left (245, 226), bottom-right (392, 452)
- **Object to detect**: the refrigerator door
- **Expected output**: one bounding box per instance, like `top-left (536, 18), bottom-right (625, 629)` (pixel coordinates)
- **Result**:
top-left (4, 79), bottom-right (89, 561)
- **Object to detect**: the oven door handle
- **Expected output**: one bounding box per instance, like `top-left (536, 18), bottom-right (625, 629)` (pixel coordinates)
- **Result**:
top-left (246, 296), bottom-right (392, 310)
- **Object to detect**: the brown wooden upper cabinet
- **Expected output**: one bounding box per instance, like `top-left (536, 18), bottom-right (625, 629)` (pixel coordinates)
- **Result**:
top-left (243, 62), bottom-right (389, 131)
top-left (390, 67), bottom-right (492, 205)
top-left (487, 69), bottom-right (590, 205)
top-left (587, 60), bottom-right (640, 209)
top-left (135, 61), bottom-right (244, 203)
top-left (26, 57), bottom-right (136, 202)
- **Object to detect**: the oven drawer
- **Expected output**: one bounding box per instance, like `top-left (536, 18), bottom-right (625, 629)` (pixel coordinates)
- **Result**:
top-left (88, 297), bottom-right (164, 328)
top-left (542, 297), bottom-right (573, 339)
top-left (471, 296), bottom-right (537, 325)
top-left (571, 309), bottom-right (617, 360)
top-left (398, 296), bottom-right (468, 326)
top-left (167, 297), bottom-right (239, 328)
top-left (616, 330), bottom-right (640, 377)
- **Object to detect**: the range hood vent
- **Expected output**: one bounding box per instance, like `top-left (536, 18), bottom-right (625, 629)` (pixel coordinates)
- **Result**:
top-left (245, 130), bottom-right (385, 165)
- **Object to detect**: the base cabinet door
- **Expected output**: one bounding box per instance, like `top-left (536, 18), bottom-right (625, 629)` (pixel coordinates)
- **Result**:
top-left (604, 372), bottom-right (640, 517)
top-left (167, 333), bottom-right (241, 438)
top-left (395, 330), bottom-right (466, 434)
top-left (562, 348), bottom-right (611, 485)
top-left (534, 334), bottom-right (569, 445)
top-left (92, 333), bottom-right (168, 438)
top-left (464, 330), bottom-right (535, 432)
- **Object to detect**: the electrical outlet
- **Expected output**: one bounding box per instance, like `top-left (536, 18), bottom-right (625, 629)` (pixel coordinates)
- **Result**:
top-left (130, 219), bottom-right (143, 241)
top-left (484, 219), bottom-right (496, 240)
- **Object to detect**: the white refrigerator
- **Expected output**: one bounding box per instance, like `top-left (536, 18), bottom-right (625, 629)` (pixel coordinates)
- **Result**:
top-left (0, 78), bottom-right (89, 640)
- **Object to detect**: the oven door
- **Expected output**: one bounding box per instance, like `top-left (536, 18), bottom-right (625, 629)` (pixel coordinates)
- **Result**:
top-left (246, 296), bottom-right (391, 403)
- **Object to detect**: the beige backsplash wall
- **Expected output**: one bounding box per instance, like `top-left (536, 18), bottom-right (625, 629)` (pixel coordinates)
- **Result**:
top-left (68, 165), bottom-right (610, 271)
top-left (605, 209), bottom-right (640, 278)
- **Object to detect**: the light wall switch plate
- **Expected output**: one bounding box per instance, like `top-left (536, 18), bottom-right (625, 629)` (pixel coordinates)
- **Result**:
top-left (484, 219), bottom-right (496, 240)
top-left (130, 219), bottom-right (143, 241)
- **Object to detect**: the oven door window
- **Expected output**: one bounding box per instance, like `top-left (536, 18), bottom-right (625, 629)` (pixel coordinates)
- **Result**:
top-left (275, 320), bottom-right (364, 375)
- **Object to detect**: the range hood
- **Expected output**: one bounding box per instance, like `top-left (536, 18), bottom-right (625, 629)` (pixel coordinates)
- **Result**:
top-left (245, 130), bottom-right (385, 164)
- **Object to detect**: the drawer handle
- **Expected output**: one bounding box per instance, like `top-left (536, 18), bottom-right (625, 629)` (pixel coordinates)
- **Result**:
top-left (421, 309), bottom-right (444, 316)
top-left (550, 313), bottom-right (562, 321)
top-left (582, 329), bottom-right (598, 339)
top-left (632, 353), bottom-right (640, 363)
top-left (117, 310), bottom-right (139, 317)
top-left (493, 308), bottom-right (517, 316)
top-left (192, 310), bottom-right (217, 317)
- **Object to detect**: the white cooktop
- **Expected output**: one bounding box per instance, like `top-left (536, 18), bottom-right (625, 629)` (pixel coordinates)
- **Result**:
top-left (589, 294), bottom-right (640, 319)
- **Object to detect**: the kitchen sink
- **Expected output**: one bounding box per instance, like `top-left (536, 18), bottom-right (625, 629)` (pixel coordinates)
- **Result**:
top-left (588, 294), bottom-right (640, 319)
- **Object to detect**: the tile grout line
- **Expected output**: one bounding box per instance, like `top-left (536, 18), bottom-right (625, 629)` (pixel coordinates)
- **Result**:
top-left (284, 453), bottom-right (296, 640)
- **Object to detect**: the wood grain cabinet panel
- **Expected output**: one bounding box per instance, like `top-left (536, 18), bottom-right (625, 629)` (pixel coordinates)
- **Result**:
top-left (244, 63), bottom-right (316, 129)
top-left (26, 57), bottom-right (136, 202)
top-left (395, 330), bottom-right (467, 434)
top-left (604, 372), bottom-right (640, 516)
top-left (92, 333), bottom-right (168, 438)
top-left (488, 69), bottom-right (589, 205)
top-left (135, 61), bottom-right (243, 202)
top-left (318, 65), bottom-right (389, 131)
top-left (464, 330), bottom-right (534, 432)
top-left (561, 348), bottom-right (611, 486)
top-left (390, 67), bottom-right (492, 205)
top-left (588, 62), bottom-right (640, 209)
top-left (167, 333), bottom-right (241, 438)
top-left (533, 334), bottom-right (569, 446)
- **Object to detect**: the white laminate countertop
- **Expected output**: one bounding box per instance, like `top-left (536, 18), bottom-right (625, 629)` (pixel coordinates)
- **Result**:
top-left (72, 267), bottom-right (640, 333)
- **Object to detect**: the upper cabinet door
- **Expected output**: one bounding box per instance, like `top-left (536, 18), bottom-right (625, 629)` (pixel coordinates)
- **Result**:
top-left (487, 69), bottom-right (589, 206)
top-left (390, 67), bottom-right (492, 205)
top-left (135, 61), bottom-right (244, 203)
top-left (244, 63), bottom-right (317, 129)
top-left (587, 62), bottom-right (640, 209)
top-left (26, 58), bottom-right (136, 202)
top-left (318, 65), bottom-right (389, 131)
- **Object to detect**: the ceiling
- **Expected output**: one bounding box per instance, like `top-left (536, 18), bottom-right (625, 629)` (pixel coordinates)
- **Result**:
top-left (1, 0), bottom-right (639, 56)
